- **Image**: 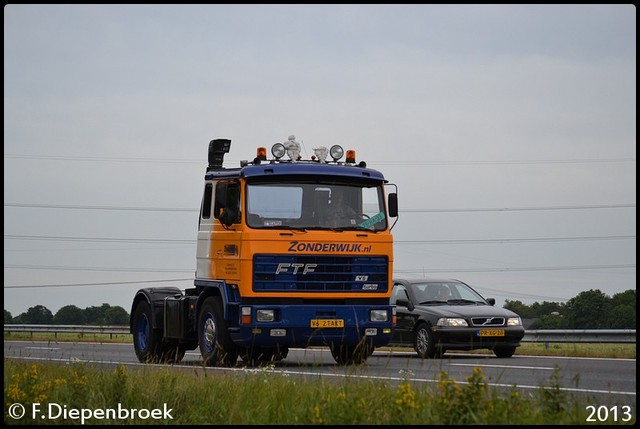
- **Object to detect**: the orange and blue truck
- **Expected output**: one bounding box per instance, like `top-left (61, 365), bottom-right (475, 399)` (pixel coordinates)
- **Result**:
top-left (130, 136), bottom-right (398, 366)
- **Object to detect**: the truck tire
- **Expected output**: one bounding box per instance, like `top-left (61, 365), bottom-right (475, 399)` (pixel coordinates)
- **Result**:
top-left (132, 300), bottom-right (163, 363)
top-left (198, 296), bottom-right (238, 367)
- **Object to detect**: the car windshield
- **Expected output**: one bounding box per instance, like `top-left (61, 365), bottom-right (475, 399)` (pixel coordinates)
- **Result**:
top-left (246, 182), bottom-right (388, 231)
top-left (413, 282), bottom-right (486, 304)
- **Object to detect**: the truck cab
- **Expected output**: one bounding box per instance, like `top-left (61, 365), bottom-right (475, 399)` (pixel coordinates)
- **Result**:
top-left (130, 136), bottom-right (398, 366)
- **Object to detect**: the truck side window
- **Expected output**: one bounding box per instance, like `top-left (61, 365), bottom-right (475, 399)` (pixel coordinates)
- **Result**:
top-left (216, 181), bottom-right (240, 227)
top-left (201, 183), bottom-right (213, 219)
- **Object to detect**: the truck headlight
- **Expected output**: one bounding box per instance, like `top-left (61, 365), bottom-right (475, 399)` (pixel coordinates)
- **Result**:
top-left (370, 309), bottom-right (388, 322)
top-left (256, 309), bottom-right (275, 322)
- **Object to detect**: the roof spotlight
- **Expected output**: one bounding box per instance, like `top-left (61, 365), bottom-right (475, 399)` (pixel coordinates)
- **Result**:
top-left (329, 145), bottom-right (344, 161)
top-left (271, 143), bottom-right (286, 160)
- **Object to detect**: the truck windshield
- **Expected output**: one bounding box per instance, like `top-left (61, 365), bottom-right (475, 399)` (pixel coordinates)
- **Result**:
top-left (246, 182), bottom-right (388, 231)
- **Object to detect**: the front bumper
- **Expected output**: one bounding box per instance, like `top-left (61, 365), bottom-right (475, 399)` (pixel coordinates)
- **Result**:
top-left (229, 304), bottom-right (394, 348)
top-left (431, 326), bottom-right (525, 350)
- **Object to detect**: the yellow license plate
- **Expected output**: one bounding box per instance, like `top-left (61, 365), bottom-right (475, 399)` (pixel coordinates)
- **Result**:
top-left (311, 319), bottom-right (344, 328)
top-left (478, 329), bottom-right (505, 337)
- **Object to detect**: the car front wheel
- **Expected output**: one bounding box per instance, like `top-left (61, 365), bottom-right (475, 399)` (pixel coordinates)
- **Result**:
top-left (414, 323), bottom-right (437, 359)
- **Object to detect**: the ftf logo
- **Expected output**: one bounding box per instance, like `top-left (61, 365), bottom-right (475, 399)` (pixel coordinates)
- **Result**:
top-left (275, 263), bottom-right (317, 275)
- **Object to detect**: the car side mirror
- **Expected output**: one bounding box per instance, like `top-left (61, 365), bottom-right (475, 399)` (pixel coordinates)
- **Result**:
top-left (486, 298), bottom-right (495, 305)
top-left (396, 298), bottom-right (414, 311)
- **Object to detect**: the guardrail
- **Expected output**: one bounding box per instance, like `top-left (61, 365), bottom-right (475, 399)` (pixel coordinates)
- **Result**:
top-left (3, 325), bottom-right (636, 344)
top-left (4, 324), bottom-right (130, 339)
top-left (523, 329), bottom-right (636, 345)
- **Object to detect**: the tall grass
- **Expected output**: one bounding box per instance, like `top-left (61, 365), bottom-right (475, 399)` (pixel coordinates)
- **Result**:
top-left (4, 360), bottom-right (631, 425)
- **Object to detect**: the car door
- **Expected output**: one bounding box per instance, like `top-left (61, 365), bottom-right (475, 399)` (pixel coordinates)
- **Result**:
top-left (391, 281), bottom-right (415, 345)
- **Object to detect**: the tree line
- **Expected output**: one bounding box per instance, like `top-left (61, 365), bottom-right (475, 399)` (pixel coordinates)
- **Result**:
top-left (3, 288), bottom-right (636, 329)
top-left (4, 303), bottom-right (129, 326)
top-left (504, 288), bottom-right (636, 329)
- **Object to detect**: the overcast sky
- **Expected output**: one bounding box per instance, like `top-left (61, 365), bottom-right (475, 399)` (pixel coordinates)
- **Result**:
top-left (4, 4), bottom-right (636, 318)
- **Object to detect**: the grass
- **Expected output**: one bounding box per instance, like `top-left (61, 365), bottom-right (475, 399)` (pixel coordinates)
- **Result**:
top-left (6, 359), bottom-right (631, 425)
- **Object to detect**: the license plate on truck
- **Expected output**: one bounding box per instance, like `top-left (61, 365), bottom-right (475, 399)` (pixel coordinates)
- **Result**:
top-left (477, 329), bottom-right (505, 337)
top-left (311, 319), bottom-right (344, 328)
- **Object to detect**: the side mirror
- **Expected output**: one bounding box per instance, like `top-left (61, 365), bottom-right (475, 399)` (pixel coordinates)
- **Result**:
top-left (216, 182), bottom-right (229, 215)
top-left (219, 208), bottom-right (237, 227)
top-left (388, 193), bottom-right (398, 217)
top-left (396, 298), bottom-right (414, 311)
top-left (216, 182), bottom-right (240, 227)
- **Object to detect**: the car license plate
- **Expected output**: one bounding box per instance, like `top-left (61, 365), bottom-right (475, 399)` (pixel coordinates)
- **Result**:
top-left (478, 329), bottom-right (505, 337)
top-left (311, 319), bottom-right (344, 328)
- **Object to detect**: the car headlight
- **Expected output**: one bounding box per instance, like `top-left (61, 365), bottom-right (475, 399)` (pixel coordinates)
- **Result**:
top-left (507, 317), bottom-right (522, 327)
top-left (436, 318), bottom-right (468, 327)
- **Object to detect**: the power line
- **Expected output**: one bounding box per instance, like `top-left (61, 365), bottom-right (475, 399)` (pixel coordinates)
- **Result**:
top-left (4, 264), bottom-right (636, 289)
top-left (395, 264), bottom-right (635, 274)
top-left (395, 235), bottom-right (636, 244)
top-left (4, 203), bottom-right (196, 212)
top-left (4, 278), bottom-right (193, 289)
top-left (399, 204), bottom-right (636, 212)
top-left (5, 202), bottom-right (635, 213)
top-left (4, 154), bottom-right (201, 164)
top-left (5, 264), bottom-right (193, 273)
top-left (4, 235), bottom-right (194, 244)
top-left (375, 158), bottom-right (637, 166)
top-left (5, 153), bottom-right (636, 166)
top-left (4, 233), bottom-right (634, 244)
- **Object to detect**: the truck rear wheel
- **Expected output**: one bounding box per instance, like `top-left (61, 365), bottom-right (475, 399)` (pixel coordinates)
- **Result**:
top-left (198, 296), bottom-right (238, 367)
top-left (132, 300), bottom-right (162, 363)
top-left (132, 300), bottom-right (186, 364)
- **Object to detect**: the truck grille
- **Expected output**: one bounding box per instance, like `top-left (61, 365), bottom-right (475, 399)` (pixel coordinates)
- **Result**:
top-left (253, 254), bottom-right (388, 292)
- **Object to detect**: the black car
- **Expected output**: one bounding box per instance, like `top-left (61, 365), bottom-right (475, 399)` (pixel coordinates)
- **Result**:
top-left (390, 278), bottom-right (525, 358)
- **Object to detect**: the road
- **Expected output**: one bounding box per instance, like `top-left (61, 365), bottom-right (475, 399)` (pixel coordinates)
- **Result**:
top-left (4, 340), bottom-right (636, 410)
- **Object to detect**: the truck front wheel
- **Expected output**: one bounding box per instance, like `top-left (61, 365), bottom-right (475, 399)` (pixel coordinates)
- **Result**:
top-left (198, 296), bottom-right (238, 367)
